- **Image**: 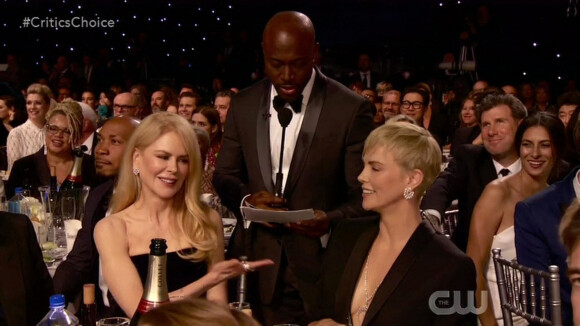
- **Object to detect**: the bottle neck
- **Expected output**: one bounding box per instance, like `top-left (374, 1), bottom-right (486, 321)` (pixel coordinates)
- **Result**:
top-left (65, 155), bottom-right (83, 184)
top-left (141, 254), bottom-right (169, 302)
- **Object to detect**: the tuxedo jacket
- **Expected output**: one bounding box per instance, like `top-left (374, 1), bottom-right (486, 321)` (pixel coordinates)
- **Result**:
top-left (514, 167), bottom-right (579, 325)
top-left (6, 146), bottom-right (98, 199)
top-left (318, 218), bottom-right (477, 326)
top-left (420, 144), bottom-right (497, 251)
top-left (213, 69), bottom-right (374, 307)
top-left (0, 212), bottom-right (53, 326)
top-left (53, 179), bottom-right (114, 315)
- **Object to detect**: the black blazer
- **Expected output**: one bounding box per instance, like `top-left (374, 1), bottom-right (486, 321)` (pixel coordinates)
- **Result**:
top-left (318, 218), bottom-right (477, 326)
top-left (420, 144), bottom-right (497, 252)
top-left (213, 68), bottom-right (375, 308)
top-left (0, 212), bottom-right (53, 326)
top-left (6, 146), bottom-right (99, 199)
top-left (53, 179), bottom-right (114, 316)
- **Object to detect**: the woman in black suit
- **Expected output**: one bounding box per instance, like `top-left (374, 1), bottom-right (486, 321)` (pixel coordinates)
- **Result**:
top-left (6, 99), bottom-right (97, 198)
top-left (311, 122), bottom-right (476, 326)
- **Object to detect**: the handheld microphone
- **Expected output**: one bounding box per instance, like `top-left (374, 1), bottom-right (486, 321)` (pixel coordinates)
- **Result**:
top-left (274, 107), bottom-right (293, 198)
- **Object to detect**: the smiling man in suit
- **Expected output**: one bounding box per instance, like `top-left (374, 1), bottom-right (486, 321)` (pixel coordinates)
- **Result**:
top-left (213, 11), bottom-right (374, 325)
top-left (421, 93), bottom-right (527, 251)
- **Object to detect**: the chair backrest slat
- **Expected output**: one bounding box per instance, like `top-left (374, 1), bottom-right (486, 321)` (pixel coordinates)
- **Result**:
top-left (491, 248), bottom-right (562, 326)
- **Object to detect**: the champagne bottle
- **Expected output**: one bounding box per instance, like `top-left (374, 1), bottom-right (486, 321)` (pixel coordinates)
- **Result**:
top-left (129, 239), bottom-right (169, 326)
top-left (49, 165), bottom-right (57, 193)
top-left (80, 284), bottom-right (97, 326)
top-left (59, 147), bottom-right (84, 191)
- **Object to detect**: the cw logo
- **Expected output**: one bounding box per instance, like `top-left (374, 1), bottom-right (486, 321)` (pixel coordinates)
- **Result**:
top-left (428, 291), bottom-right (488, 315)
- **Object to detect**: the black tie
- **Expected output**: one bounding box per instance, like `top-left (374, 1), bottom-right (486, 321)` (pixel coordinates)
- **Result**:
top-left (499, 168), bottom-right (510, 177)
top-left (273, 95), bottom-right (303, 113)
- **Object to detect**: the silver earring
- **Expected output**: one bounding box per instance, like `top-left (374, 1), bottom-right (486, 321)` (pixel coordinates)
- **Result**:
top-left (133, 168), bottom-right (140, 176)
top-left (403, 187), bottom-right (414, 200)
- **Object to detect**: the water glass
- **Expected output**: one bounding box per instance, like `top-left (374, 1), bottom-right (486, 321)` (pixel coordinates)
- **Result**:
top-left (229, 302), bottom-right (252, 316)
top-left (96, 317), bottom-right (130, 326)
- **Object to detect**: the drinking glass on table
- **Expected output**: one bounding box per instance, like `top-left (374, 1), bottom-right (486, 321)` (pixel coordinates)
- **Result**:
top-left (96, 317), bottom-right (130, 326)
top-left (61, 196), bottom-right (81, 255)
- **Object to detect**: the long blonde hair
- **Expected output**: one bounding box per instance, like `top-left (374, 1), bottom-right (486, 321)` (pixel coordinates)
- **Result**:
top-left (110, 112), bottom-right (218, 262)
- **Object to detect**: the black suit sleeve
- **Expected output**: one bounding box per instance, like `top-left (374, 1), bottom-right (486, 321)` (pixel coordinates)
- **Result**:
top-left (326, 99), bottom-right (374, 222)
top-left (213, 98), bottom-right (250, 215)
top-left (421, 156), bottom-right (459, 216)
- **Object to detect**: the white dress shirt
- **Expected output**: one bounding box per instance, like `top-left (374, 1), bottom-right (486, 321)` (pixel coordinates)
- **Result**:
top-left (492, 159), bottom-right (521, 179)
top-left (269, 69), bottom-right (316, 194)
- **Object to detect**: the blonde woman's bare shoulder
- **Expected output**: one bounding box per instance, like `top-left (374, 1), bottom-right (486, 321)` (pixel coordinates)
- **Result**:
top-left (94, 212), bottom-right (128, 241)
top-left (208, 208), bottom-right (223, 228)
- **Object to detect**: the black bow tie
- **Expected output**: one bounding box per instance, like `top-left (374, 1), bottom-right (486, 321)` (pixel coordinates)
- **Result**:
top-left (273, 95), bottom-right (303, 113)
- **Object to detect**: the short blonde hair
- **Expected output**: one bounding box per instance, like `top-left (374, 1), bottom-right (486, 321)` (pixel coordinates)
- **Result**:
top-left (110, 112), bottom-right (217, 263)
top-left (139, 297), bottom-right (261, 326)
top-left (46, 99), bottom-right (84, 146)
top-left (363, 122), bottom-right (441, 196)
top-left (26, 83), bottom-right (53, 104)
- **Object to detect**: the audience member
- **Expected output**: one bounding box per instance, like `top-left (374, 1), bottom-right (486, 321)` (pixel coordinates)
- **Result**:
top-left (514, 108), bottom-right (580, 326)
top-left (349, 53), bottom-right (380, 90)
top-left (79, 101), bottom-right (98, 155)
top-left (53, 116), bottom-right (139, 318)
top-left (7, 83), bottom-right (53, 170)
top-left (81, 90), bottom-right (98, 112)
top-left (473, 80), bottom-right (488, 92)
top-left (0, 95), bottom-right (15, 146)
top-left (450, 95), bottom-right (481, 156)
top-left (0, 212), bottom-right (54, 326)
top-left (530, 82), bottom-right (556, 115)
top-left (215, 89), bottom-right (233, 132)
top-left (421, 93), bottom-right (527, 251)
top-left (381, 89), bottom-right (401, 122)
top-left (192, 106), bottom-right (222, 166)
top-left (560, 199), bottom-right (580, 326)
top-left (178, 91), bottom-right (201, 121)
top-left (97, 90), bottom-right (115, 119)
top-left (57, 86), bottom-right (72, 103)
top-left (312, 122), bottom-right (476, 325)
top-left (501, 84), bottom-right (518, 97)
top-left (557, 91), bottom-right (580, 128)
top-left (94, 112), bottom-right (272, 317)
top-left (519, 82), bottom-right (535, 110)
top-left (6, 99), bottom-right (97, 198)
top-left (138, 297), bottom-right (260, 326)
top-left (213, 11), bottom-right (374, 325)
top-left (151, 90), bottom-right (169, 113)
top-left (467, 112), bottom-right (566, 325)
top-left (113, 92), bottom-right (141, 118)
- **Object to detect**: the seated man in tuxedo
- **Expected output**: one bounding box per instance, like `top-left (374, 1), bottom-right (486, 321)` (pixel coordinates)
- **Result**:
top-left (515, 112), bottom-right (580, 325)
top-left (0, 212), bottom-right (53, 326)
top-left (53, 116), bottom-right (138, 317)
top-left (421, 93), bottom-right (527, 251)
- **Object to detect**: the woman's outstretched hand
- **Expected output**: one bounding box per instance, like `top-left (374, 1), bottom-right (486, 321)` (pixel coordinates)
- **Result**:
top-left (209, 258), bottom-right (274, 285)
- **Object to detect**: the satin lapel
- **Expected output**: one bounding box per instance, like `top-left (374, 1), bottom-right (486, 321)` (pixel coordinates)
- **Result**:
top-left (283, 72), bottom-right (326, 198)
top-left (256, 83), bottom-right (275, 194)
top-left (335, 225), bottom-right (379, 321)
top-left (363, 221), bottom-right (435, 326)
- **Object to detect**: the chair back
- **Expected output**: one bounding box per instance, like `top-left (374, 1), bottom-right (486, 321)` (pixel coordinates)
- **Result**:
top-left (442, 209), bottom-right (458, 237)
top-left (492, 248), bottom-right (562, 326)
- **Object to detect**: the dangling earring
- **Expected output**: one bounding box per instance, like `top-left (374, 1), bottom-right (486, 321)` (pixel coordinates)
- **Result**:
top-left (403, 187), bottom-right (414, 200)
top-left (133, 168), bottom-right (140, 176)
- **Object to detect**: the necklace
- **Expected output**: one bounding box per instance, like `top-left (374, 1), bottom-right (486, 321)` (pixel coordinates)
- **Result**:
top-left (355, 250), bottom-right (381, 319)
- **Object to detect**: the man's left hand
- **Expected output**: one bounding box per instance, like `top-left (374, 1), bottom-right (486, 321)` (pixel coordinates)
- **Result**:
top-left (286, 210), bottom-right (330, 238)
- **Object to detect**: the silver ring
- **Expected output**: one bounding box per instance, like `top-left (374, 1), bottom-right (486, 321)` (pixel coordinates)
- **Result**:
top-left (242, 262), bottom-right (254, 272)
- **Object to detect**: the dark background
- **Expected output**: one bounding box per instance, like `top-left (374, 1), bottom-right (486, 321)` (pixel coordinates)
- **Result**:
top-left (0, 0), bottom-right (579, 94)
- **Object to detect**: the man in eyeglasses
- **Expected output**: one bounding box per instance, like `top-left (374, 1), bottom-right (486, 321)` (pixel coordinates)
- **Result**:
top-left (112, 92), bottom-right (141, 118)
top-left (382, 90), bottom-right (401, 121)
